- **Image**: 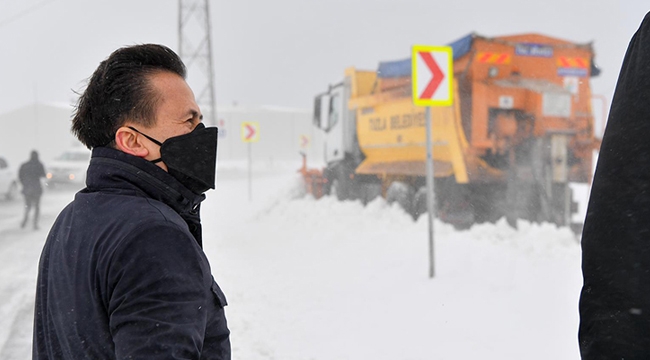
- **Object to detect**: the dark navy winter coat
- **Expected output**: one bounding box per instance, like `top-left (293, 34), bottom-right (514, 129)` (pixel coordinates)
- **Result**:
top-left (579, 11), bottom-right (650, 359)
top-left (33, 147), bottom-right (230, 359)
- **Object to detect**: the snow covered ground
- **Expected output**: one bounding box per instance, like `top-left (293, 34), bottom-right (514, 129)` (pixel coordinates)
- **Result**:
top-left (0, 162), bottom-right (584, 359)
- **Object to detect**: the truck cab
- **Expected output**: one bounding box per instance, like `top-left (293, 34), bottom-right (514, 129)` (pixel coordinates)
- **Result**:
top-left (313, 77), bottom-right (362, 166)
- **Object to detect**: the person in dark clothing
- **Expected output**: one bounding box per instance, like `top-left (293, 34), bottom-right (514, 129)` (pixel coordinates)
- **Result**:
top-left (33, 44), bottom-right (230, 359)
top-left (19, 150), bottom-right (45, 229)
top-left (579, 11), bottom-right (650, 359)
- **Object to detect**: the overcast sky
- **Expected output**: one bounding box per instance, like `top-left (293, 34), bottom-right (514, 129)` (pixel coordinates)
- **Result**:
top-left (0, 0), bottom-right (648, 116)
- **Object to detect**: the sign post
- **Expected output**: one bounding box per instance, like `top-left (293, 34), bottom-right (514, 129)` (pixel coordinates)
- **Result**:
top-left (425, 106), bottom-right (435, 278)
top-left (412, 45), bottom-right (453, 278)
top-left (241, 121), bottom-right (260, 201)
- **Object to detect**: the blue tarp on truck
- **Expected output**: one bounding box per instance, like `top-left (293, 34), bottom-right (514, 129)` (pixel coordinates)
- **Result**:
top-left (376, 33), bottom-right (600, 78)
top-left (377, 33), bottom-right (474, 78)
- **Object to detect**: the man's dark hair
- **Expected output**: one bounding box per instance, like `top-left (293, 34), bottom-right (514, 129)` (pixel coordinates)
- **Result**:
top-left (72, 44), bottom-right (187, 149)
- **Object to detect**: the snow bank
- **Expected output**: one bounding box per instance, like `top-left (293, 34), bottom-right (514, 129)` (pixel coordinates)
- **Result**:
top-left (204, 172), bottom-right (583, 360)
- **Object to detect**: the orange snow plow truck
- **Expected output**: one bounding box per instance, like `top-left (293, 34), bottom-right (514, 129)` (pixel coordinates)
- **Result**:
top-left (301, 32), bottom-right (601, 228)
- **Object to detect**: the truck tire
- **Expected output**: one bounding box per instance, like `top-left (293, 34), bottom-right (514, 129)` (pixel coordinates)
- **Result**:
top-left (360, 182), bottom-right (382, 205)
top-left (413, 187), bottom-right (428, 220)
top-left (470, 183), bottom-right (506, 224)
top-left (329, 165), bottom-right (352, 201)
top-left (386, 181), bottom-right (415, 217)
top-left (330, 179), bottom-right (343, 200)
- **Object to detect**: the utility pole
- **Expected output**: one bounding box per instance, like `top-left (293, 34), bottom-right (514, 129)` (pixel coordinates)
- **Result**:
top-left (178, 0), bottom-right (217, 126)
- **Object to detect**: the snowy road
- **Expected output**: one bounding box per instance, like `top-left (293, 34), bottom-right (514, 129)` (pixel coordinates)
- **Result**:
top-left (0, 189), bottom-right (77, 359)
top-left (0, 164), bottom-right (585, 359)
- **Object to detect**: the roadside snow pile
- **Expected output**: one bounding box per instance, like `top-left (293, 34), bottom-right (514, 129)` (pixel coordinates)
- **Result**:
top-left (456, 217), bottom-right (580, 256)
top-left (210, 183), bottom-right (583, 360)
top-left (254, 191), bottom-right (580, 260)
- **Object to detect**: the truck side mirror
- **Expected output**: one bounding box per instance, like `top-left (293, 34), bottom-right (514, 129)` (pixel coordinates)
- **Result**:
top-left (313, 95), bottom-right (322, 128)
top-left (313, 93), bottom-right (331, 130)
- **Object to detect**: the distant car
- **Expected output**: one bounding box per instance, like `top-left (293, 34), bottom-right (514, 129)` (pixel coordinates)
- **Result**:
top-left (0, 156), bottom-right (18, 200)
top-left (46, 148), bottom-right (91, 187)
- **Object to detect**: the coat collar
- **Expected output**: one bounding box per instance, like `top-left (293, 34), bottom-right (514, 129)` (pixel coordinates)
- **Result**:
top-left (85, 147), bottom-right (206, 222)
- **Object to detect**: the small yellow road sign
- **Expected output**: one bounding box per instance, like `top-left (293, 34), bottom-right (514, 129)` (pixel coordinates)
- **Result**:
top-left (241, 121), bottom-right (260, 143)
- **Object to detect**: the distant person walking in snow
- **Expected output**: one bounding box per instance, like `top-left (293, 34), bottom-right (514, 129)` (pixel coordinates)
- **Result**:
top-left (32, 44), bottom-right (230, 359)
top-left (579, 11), bottom-right (650, 359)
top-left (18, 150), bottom-right (45, 230)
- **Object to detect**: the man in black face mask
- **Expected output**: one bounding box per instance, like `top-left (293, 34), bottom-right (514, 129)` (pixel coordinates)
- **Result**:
top-left (33, 44), bottom-right (230, 359)
top-left (126, 123), bottom-right (217, 195)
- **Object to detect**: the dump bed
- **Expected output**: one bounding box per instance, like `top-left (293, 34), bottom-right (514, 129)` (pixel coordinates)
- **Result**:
top-left (349, 32), bottom-right (599, 184)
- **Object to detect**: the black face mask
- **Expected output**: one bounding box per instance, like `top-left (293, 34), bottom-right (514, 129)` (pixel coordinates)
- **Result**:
top-left (129, 123), bottom-right (218, 195)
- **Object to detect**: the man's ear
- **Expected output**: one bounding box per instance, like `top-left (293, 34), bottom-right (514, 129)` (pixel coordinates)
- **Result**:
top-left (114, 126), bottom-right (150, 158)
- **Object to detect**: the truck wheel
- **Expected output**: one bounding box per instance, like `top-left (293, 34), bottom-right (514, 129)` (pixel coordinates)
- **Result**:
top-left (330, 179), bottom-right (343, 200)
top-left (329, 166), bottom-right (352, 201)
top-left (360, 182), bottom-right (382, 205)
top-left (471, 184), bottom-right (507, 224)
top-left (412, 187), bottom-right (428, 220)
top-left (386, 181), bottom-right (415, 217)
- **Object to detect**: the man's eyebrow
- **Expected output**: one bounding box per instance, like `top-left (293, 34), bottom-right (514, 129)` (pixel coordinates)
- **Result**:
top-left (183, 109), bottom-right (201, 119)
